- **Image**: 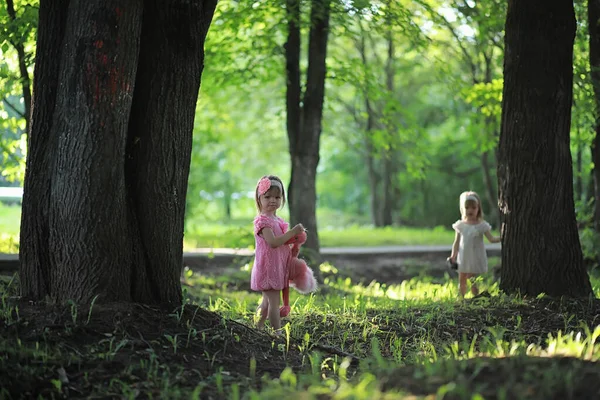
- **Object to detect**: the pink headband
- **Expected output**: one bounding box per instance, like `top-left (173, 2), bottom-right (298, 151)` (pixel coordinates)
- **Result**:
top-left (257, 177), bottom-right (283, 196)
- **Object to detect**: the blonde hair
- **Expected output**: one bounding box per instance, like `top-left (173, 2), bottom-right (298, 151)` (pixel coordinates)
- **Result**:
top-left (459, 191), bottom-right (484, 221)
top-left (254, 175), bottom-right (286, 212)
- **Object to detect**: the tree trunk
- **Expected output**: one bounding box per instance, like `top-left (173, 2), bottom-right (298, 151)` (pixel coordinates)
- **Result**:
top-left (357, 26), bottom-right (381, 226)
top-left (381, 153), bottom-right (393, 226)
top-left (286, 0), bottom-right (331, 256)
top-left (364, 117), bottom-right (380, 226)
top-left (285, 0), bottom-right (301, 217)
top-left (588, 0), bottom-right (600, 231)
top-left (497, 0), bottom-right (592, 297)
top-left (20, 0), bottom-right (70, 301)
top-left (576, 131), bottom-right (583, 202)
top-left (381, 28), bottom-right (395, 227)
top-left (6, 0), bottom-right (32, 135)
top-left (19, 0), bottom-right (217, 306)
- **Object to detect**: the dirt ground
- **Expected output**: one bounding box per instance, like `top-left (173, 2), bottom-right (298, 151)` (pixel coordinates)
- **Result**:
top-left (1, 258), bottom-right (598, 399)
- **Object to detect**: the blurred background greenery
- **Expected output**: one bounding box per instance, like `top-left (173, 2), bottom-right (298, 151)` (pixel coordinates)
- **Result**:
top-left (0, 0), bottom-right (596, 261)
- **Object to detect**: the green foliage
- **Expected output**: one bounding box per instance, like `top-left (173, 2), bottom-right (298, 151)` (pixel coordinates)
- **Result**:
top-left (0, 0), bottom-right (37, 185)
top-left (575, 199), bottom-right (600, 267)
top-left (0, 203), bottom-right (19, 252)
top-left (461, 78), bottom-right (502, 150)
top-left (2, 0), bottom-right (599, 247)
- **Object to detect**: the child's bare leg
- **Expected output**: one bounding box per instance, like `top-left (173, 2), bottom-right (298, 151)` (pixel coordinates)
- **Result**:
top-left (469, 274), bottom-right (479, 295)
top-left (256, 293), bottom-right (268, 329)
top-left (264, 290), bottom-right (282, 330)
top-left (458, 273), bottom-right (468, 297)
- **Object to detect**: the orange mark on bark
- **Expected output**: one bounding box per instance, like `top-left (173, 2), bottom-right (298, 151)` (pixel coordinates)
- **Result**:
top-left (95, 76), bottom-right (100, 106)
top-left (109, 67), bottom-right (119, 95)
top-left (94, 40), bottom-right (103, 49)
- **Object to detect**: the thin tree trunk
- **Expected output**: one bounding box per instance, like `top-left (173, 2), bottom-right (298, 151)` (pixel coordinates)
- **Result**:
top-left (356, 24), bottom-right (380, 226)
top-left (20, 0), bottom-right (217, 306)
top-left (576, 131), bottom-right (583, 202)
top-left (6, 0), bottom-right (32, 135)
top-left (498, 0), bottom-right (592, 297)
top-left (381, 27), bottom-right (395, 227)
top-left (588, 0), bottom-right (600, 231)
top-left (381, 153), bottom-right (393, 226)
top-left (365, 116), bottom-right (380, 226)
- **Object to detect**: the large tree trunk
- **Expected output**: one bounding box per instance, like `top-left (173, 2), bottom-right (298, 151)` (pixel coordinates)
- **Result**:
top-left (286, 0), bottom-right (331, 256)
top-left (20, 0), bottom-right (70, 301)
top-left (19, 0), bottom-right (217, 306)
top-left (589, 0), bottom-right (600, 231)
top-left (497, 0), bottom-right (592, 297)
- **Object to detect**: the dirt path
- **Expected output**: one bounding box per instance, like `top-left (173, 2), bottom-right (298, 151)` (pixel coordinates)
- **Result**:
top-left (1, 244), bottom-right (502, 282)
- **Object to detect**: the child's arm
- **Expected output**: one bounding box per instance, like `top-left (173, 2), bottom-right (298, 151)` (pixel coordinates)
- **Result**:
top-left (484, 231), bottom-right (501, 243)
top-left (261, 224), bottom-right (305, 248)
top-left (449, 231), bottom-right (460, 261)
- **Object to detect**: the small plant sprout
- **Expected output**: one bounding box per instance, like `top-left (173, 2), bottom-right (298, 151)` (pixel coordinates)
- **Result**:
top-left (67, 299), bottom-right (78, 325)
top-left (284, 322), bottom-right (292, 355)
top-left (86, 295), bottom-right (99, 325)
top-left (164, 334), bottom-right (179, 354)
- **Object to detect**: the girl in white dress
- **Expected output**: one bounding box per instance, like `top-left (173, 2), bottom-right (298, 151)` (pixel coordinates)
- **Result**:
top-left (448, 191), bottom-right (500, 297)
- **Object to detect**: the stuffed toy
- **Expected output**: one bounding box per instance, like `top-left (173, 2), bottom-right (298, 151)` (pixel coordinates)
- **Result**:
top-left (279, 230), bottom-right (318, 317)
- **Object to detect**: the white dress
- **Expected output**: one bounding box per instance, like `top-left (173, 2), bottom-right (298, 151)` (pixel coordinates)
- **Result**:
top-left (452, 220), bottom-right (492, 274)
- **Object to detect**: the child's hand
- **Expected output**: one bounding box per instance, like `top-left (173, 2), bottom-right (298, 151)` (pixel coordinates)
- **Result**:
top-left (291, 224), bottom-right (305, 235)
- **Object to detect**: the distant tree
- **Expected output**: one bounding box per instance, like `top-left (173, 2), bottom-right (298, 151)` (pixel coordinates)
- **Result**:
top-left (19, 0), bottom-right (217, 306)
top-left (497, 0), bottom-right (592, 297)
top-left (285, 0), bottom-right (331, 257)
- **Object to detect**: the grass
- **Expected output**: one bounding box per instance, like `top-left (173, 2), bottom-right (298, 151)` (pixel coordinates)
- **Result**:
top-left (1, 261), bottom-right (600, 399)
top-left (0, 204), bottom-right (20, 236)
top-left (182, 222), bottom-right (458, 249)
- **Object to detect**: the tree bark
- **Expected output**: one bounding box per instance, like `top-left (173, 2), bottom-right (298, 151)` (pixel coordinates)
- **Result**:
top-left (20, 0), bottom-right (70, 301)
top-left (19, 0), bottom-right (217, 306)
top-left (285, 0), bottom-right (301, 213)
top-left (497, 0), bottom-right (592, 297)
top-left (286, 0), bottom-right (331, 257)
top-left (588, 0), bottom-right (600, 231)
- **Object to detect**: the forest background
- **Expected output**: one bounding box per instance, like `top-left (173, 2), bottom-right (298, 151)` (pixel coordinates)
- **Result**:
top-left (0, 0), bottom-right (597, 260)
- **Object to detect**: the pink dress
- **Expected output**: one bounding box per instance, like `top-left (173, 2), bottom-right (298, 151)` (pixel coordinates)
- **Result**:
top-left (250, 215), bottom-right (291, 291)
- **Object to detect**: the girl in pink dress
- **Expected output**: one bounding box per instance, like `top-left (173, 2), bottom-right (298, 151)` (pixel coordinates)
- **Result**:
top-left (251, 175), bottom-right (305, 331)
